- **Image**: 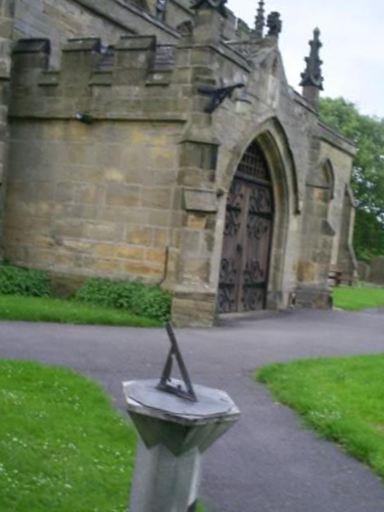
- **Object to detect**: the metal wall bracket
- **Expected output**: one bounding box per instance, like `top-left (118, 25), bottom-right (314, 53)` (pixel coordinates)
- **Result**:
top-left (198, 83), bottom-right (245, 113)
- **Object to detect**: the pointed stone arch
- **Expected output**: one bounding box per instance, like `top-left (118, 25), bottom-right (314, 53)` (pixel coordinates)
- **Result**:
top-left (221, 117), bottom-right (299, 214)
top-left (319, 157), bottom-right (336, 200)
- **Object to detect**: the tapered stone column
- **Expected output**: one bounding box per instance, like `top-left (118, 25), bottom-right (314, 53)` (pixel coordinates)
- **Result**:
top-left (123, 379), bottom-right (240, 512)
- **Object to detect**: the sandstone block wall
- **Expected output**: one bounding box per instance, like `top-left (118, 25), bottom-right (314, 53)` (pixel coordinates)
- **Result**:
top-left (0, 0), bottom-right (15, 258)
top-left (12, 0), bottom-right (250, 69)
top-left (4, 117), bottom-right (180, 283)
top-left (4, 34), bottom-right (205, 294)
top-left (319, 136), bottom-right (356, 272)
top-left (14, 0), bottom-right (131, 66)
top-left (13, 0), bottom-right (185, 66)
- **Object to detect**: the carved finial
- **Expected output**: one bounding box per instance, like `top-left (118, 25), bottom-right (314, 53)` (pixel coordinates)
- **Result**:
top-left (300, 27), bottom-right (324, 90)
top-left (254, 1), bottom-right (265, 39)
top-left (191, 0), bottom-right (228, 17)
top-left (266, 11), bottom-right (282, 37)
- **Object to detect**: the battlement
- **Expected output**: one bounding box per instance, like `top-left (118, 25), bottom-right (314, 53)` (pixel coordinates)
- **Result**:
top-left (12, 36), bottom-right (175, 86)
top-left (10, 35), bottom-right (191, 120)
top-left (10, 33), bottom-right (253, 121)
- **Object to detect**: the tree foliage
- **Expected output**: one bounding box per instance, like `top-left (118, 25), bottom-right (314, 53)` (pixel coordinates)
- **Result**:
top-left (319, 97), bottom-right (384, 260)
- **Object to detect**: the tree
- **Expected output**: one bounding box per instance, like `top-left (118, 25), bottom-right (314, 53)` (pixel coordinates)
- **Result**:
top-left (319, 97), bottom-right (384, 261)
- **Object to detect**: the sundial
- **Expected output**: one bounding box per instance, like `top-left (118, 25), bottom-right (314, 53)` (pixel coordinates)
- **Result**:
top-left (124, 322), bottom-right (240, 422)
top-left (123, 323), bottom-right (240, 512)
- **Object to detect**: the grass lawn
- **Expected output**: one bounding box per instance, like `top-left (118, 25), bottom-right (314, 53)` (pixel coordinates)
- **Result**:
top-left (0, 295), bottom-right (161, 327)
top-left (333, 285), bottom-right (384, 311)
top-left (0, 359), bottom-right (207, 512)
top-left (257, 354), bottom-right (384, 478)
top-left (0, 359), bottom-right (136, 511)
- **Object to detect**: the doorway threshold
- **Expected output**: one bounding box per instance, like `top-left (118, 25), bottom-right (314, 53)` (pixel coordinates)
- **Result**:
top-left (216, 309), bottom-right (282, 326)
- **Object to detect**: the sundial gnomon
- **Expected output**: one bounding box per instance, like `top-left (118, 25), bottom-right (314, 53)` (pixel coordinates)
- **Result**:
top-left (156, 322), bottom-right (198, 402)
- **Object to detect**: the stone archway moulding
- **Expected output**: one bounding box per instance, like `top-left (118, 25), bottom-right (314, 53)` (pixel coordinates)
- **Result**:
top-left (221, 116), bottom-right (300, 214)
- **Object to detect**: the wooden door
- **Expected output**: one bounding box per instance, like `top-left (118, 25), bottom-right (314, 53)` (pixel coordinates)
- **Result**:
top-left (218, 141), bottom-right (274, 313)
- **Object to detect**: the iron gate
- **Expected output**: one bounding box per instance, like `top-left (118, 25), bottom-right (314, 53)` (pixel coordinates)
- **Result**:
top-left (218, 141), bottom-right (274, 313)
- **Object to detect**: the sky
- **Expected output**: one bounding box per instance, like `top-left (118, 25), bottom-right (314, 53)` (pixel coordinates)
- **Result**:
top-left (226, 0), bottom-right (384, 118)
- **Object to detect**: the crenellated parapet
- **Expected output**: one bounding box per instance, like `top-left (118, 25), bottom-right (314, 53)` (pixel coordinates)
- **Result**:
top-left (9, 31), bottom-right (256, 122)
top-left (10, 35), bottom-right (191, 121)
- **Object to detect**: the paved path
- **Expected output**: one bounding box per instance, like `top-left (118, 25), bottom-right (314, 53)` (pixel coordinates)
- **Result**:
top-left (1, 309), bottom-right (384, 511)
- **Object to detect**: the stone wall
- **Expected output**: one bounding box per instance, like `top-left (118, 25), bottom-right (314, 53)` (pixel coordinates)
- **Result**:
top-left (146, 0), bottom-right (193, 29)
top-left (318, 133), bottom-right (356, 273)
top-left (4, 31), bottom-right (188, 287)
top-left (294, 125), bottom-right (356, 305)
top-left (13, 0), bottom-right (184, 66)
top-left (14, 0), bottom-right (132, 66)
top-left (356, 258), bottom-right (384, 285)
top-left (4, 118), bottom-right (180, 285)
top-left (369, 257), bottom-right (384, 285)
top-left (357, 260), bottom-right (370, 282)
top-left (13, 0), bottom-right (251, 68)
top-left (0, 0), bottom-right (15, 258)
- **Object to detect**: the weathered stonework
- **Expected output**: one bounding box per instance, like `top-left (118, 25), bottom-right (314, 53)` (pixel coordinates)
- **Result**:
top-left (369, 257), bottom-right (384, 285)
top-left (0, 0), bottom-right (15, 258)
top-left (0, 0), bottom-right (357, 325)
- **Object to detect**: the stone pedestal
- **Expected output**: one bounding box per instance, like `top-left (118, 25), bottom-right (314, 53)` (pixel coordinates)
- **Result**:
top-left (123, 378), bottom-right (240, 512)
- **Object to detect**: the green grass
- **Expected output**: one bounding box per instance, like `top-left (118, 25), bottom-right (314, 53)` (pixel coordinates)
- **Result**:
top-left (0, 359), bottom-right (136, 511)
top-left (0, 359), bottom-right (208, 511)
top-left (257, 354), bottom-right (384, 478)
top-left (0, 295), bottom-right (161, 327)
top-left (333, 285), bottom-right (384, 311)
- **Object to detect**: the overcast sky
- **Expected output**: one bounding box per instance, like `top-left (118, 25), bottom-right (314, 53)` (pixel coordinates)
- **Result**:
top-left (226, 0), bottom-right (384, 118)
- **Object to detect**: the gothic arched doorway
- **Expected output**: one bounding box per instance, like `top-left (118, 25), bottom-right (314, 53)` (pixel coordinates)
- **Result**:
top-left (218, 140), bottom-right (274, 313)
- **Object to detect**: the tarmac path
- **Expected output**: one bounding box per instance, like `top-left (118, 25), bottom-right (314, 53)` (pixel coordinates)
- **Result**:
top-left (1, 309), bottom-right (384, 511)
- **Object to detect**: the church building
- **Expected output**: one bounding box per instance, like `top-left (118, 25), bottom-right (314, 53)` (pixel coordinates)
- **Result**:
top-left (0, 0), bottom-right (357, 325)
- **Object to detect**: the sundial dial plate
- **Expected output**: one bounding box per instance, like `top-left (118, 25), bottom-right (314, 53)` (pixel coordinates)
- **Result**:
top-left (124, 379), bottom-right (239, 422)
